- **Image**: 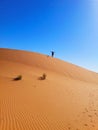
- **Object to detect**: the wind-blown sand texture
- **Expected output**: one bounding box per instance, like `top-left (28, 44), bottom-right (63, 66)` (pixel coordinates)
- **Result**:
top-left (0, 48), bottom-right (98, 130)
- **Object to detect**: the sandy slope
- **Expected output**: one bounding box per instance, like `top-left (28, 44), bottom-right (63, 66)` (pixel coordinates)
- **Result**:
top-left (0, 48), bottom-right (98, 130)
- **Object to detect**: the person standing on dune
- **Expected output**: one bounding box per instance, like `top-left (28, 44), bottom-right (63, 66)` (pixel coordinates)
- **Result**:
top-left (51, 51), bottom-right (55, 57)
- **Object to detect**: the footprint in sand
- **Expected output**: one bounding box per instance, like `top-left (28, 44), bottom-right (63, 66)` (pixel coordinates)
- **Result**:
top-left (84, 123), bottom-right (88, 127)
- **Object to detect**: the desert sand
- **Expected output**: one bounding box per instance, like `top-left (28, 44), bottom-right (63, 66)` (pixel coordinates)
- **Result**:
top-left (0, 48), bottom-right (98, 130)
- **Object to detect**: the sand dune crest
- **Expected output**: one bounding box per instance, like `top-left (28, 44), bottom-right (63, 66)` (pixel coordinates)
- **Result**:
top-left (0, 48), bottom-right (98, 130)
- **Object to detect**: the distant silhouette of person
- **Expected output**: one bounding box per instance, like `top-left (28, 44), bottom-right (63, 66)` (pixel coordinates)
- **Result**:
top-left (51, 51), bottom-right (55, 57)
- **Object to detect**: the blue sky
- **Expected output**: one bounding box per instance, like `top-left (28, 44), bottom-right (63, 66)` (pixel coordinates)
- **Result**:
top-left (0, 0), bottom-right (98, 72)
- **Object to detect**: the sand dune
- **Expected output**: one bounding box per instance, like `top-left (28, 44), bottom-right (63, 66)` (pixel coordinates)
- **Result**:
top-left (0, 48), bottom-right (98, 130)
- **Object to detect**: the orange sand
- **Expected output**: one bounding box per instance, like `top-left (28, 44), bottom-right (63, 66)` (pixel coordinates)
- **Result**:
top-left (0, 48), bottom-right (98, 130)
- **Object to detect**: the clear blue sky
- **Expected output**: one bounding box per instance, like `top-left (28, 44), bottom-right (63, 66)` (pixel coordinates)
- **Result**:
top-left (0, 0), bottom-right (98, 72)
